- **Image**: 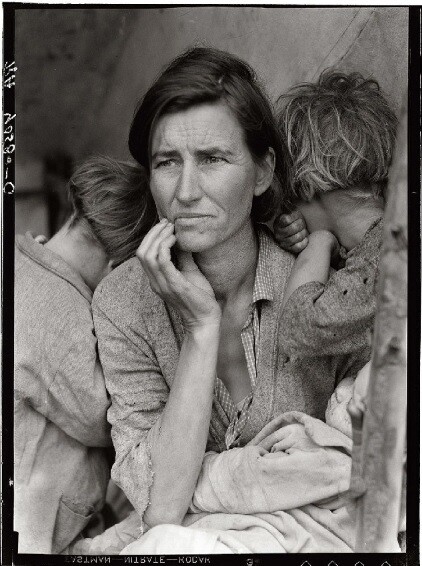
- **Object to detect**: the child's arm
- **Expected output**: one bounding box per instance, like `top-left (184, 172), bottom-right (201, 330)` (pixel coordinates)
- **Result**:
top-left (281, 230), bottom-right (339, 310)
top-left (280, 220), bottom-right (382, 358)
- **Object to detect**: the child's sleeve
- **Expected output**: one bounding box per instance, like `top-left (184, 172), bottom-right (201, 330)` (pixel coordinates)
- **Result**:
top-left (281, 250), bottom-right (379, 358)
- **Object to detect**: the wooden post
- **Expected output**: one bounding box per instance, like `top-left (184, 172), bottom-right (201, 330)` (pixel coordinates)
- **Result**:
top-left (354, 101), bottom-right (408, 552)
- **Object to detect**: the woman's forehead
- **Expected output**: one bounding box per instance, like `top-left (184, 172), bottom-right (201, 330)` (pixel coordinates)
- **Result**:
top-left (151, 102), bottom-right (246, 153)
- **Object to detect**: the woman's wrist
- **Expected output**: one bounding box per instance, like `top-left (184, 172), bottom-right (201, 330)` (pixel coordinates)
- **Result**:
top-left (184, 317), bottom-right (222, 340)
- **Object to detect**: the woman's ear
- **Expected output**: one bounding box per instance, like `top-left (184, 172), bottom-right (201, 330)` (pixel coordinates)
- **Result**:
top-left (254, 148), bottom-right (275, 197)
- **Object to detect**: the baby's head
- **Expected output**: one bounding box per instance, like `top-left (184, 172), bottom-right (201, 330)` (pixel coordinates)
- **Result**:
top-left (326, 362), bottom-right (371, 436)
top-left (277, 70), bottom-right (397, 210)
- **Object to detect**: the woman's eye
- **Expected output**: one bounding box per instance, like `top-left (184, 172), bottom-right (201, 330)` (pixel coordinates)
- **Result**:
top-left (155, 159), bottom-right (175, 169)
top-left (204, 156), bottom-right (225, 164)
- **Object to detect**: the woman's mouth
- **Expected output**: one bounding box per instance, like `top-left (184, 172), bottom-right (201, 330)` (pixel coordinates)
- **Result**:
top-left (175, 214), bottom-right (211, 224)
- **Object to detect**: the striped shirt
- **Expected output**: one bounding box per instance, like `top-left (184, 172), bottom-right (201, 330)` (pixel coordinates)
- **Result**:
top-left (214, 229), bottom-right (274, 449)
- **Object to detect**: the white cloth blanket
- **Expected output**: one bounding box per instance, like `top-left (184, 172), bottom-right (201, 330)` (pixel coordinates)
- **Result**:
top-left (123, 411), bottom-right (357, 554)
top-left (190, 410), bottom-right (353, 515)
top-left (71, 411), bottom-right (376, 554)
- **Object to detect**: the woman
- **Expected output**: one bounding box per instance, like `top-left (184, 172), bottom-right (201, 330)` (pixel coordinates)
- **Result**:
top-left (14, 156), bottom-right (153, 553)
top-left (92, 47), bottom-right (370, 552)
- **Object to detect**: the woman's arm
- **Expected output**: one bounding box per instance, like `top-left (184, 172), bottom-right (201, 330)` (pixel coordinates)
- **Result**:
top-left (94, 219), bottom-right (222, 529)
top-left (136, 220), bottom-right (222, 527)
top-left (145, 323), bottom-right (219, 527)
top-left (93, 288), bottom-right (220, 529)
top-left (190, 418), bottom-right (352, 515)
top-left (91, 302), bottom-right (167, 527)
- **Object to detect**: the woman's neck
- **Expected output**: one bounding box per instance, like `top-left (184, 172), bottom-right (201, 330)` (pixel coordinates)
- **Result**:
top-left (320, 190), bottom-right (384, 251)
top-left (192, 221), bottom-right (258, 305)
top-left (45, 220), bottom-right (111, 291)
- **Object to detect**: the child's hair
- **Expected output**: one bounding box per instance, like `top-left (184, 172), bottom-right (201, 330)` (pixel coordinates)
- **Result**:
top-left (68, 156), bottom-right (158, 267)
top-left (276, 70), bottom-right (398, 207)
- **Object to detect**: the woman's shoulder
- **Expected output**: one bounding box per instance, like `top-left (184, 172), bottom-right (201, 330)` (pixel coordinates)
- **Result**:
top-left (258, 226), bottom-right (295, 275)
top-left (93, 257), bottom-right (163, 319)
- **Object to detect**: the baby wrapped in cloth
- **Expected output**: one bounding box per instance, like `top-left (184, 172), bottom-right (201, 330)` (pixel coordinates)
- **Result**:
top-left (72, 363), bottom-right (398, 554)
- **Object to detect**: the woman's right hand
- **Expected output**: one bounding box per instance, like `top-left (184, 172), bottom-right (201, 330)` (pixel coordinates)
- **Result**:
top-left (136, 219), bottom-right (221, 331)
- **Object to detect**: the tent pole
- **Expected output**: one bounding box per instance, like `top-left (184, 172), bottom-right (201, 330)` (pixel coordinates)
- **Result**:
top-left (353, 100), bottom-right (408, 552)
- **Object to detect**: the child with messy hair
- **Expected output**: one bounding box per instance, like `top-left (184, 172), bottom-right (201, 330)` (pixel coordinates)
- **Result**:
top-left (15, 156), bottom-right (155, 554)
top-left (274, 70), bottom-right (397, 359)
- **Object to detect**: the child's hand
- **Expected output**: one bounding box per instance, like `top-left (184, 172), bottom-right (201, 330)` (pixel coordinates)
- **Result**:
top-left (353, 362), bottom-right (371, 402)
top-left (347, 362), bottom-right (371, 437)
top-left (259, 423), bottom-right (317, 454)
top-left (274, 210), bottom-right (309, 254)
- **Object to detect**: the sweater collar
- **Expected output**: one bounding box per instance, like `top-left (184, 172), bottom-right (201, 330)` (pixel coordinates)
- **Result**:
top-left (16, 232), bottom-right (93, 302)
top-left (252, 226), bottom-right (275, 304)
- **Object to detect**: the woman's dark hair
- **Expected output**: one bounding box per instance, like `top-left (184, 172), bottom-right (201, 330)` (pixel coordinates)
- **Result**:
top-left (276, 69), bottom-right (398, 204)
top-left (68, 156), bottom-right (157, 266)
top-left (129, 46), bottom-right (290, 222)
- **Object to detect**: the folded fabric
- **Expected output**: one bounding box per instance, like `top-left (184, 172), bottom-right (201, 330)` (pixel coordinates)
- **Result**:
top-left (65, 510), bottom-right (142, 555)
top-left (190, 411), bottom-right (352, 515)
top-left (122, 523), bottom-right (239, 555)
top-left (120, 504), bottom-right (357, 554)
top-left (121, 411), bottom-right (359, 554)
top-left (70, 411), bottom-right (390, 554)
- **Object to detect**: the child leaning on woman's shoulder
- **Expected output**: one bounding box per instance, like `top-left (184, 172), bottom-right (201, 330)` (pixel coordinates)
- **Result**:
top-left (274, 69), bottom-right (397, 360)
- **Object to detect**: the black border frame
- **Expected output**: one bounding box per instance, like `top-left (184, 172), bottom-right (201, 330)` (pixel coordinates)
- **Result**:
top-left (2, 5), bottom-right (420, 565)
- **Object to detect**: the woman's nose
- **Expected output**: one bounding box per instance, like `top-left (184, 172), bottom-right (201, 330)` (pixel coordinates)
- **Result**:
top-left (175, 162), bottom-right (201, 203)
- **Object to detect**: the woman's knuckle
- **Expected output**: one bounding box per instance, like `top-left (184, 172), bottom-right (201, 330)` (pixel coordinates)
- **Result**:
top-left (145, 249), bottom-right (157, 263)
top-left (136, 247), bottom-right (145, 260)
top-left (157, 251), bottom-right (167, 265)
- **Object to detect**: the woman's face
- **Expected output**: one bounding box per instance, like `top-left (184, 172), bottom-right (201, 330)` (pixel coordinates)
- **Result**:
top-left (149, 101), bottom-right (273, 253)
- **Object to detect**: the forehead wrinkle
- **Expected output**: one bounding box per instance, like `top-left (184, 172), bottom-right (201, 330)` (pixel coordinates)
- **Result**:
top-left (152, 112), bottom-right (244, 156)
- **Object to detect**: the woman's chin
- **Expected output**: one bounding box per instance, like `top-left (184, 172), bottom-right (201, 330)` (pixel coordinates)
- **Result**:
top-left (175, 232), bottom-right (216, 253)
